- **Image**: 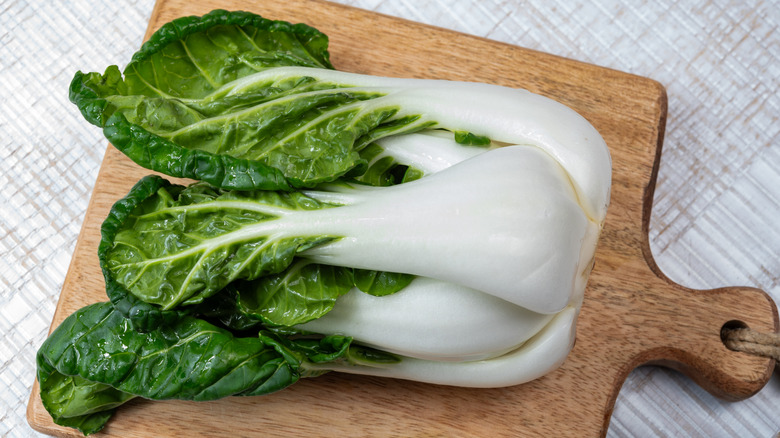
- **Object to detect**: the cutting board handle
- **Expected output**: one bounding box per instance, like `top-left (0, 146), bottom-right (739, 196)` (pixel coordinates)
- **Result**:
top-left (624, 279), bottom-right (777, 401)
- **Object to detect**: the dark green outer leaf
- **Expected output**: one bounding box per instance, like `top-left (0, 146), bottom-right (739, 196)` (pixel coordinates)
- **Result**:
top-left (102, 112), bottom-right (294, 191)
top-left (100, 175), bottom-right (341, 329)
top-left (69, 10), bottom-right (440, 191)
top-left (43, 409), bottom-right (113, 436)
top-left (69, 9), bottom-right (334, 191)
top-left (231, 261), bottom-right (355, 327)
top-left (193, 286), bottom-right (266, 332)
top-left (353, 269), bottom-right (415, 296)
top-left (37, 367), bottom-right (131, 435)
top-left (129, 9), bottom-right (333, 78)
top-left (68, 63), bottom-right (296, 191)
top-left (70, 9), bottom-right (331, 124)
top-left (37, 302), bottom-right (299, 406)
top-left (68, 67), bottom-right (125, 127)
top-left (99, 175), bottom-right (182, 331)
top-left (195, 264), bottom-right (413, 332)
top-left (37, 302), bottom-right (363, 433)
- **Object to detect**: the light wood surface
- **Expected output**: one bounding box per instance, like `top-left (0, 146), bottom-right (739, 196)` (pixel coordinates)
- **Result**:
top-left (28, 0), bottom-right (778, 436)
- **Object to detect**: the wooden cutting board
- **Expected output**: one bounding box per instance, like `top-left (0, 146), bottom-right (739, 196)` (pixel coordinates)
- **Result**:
top-left (28, 0), bottom-right (778, 436)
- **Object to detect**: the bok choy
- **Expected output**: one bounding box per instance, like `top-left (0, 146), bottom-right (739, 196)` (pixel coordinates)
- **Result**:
top-left (40, 9), bottom-right (612, 435)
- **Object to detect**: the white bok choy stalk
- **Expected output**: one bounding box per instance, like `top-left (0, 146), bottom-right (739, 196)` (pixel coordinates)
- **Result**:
top-left (289, 142), bottom-right (598, 387)
top-left (304, 304), bottom-right (577, 388)
top-left (370, 130), bottom-right (497, 176)
top-left (298, 145), bottom-right (598, 315)
top-left (298, 277), bottom-right (557, 362)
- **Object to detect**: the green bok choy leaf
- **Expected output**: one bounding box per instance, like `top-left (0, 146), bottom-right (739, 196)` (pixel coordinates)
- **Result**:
top-left (38, 302), bottom-right (395, 434)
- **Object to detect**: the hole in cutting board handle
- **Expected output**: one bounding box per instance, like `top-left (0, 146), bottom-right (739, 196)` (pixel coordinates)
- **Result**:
top-left (720, 319), bottom-right (749, 349)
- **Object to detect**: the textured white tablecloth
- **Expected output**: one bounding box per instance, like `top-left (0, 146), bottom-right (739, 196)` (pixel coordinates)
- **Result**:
top-left (2, 1), bottom-right (778, 436)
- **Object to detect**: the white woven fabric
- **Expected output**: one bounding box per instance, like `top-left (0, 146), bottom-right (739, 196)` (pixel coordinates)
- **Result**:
top-left (2, 1), bottom-right (777, 436)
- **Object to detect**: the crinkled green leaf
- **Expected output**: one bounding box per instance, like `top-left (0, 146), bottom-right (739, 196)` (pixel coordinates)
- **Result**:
top-left (37, 303), bottom-right (299, 403)
top-left (125, 10), bottom-right (333, 95)
top-left (193, 263), bottom-right (410, 331)
top-left (101, 176), bottom-right (339, 316)
top-left (37, 363), bottom-right (130, 435)
top-left (353, 268), bottom-right (415, 297)
top-left (36, 302), bottom-right (376, 434)
top-left (232, 260), bottom-right (354, 326)
top-left (98, 175), bottom-right (185, 331)
top-left (69, 9), bottom-right (432, 191)
top-left (192, 286), bottom-right (266, 332)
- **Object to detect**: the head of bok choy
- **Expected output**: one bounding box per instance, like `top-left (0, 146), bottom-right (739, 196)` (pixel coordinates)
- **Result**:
top-left (41, 9), bottom-right (611, 435)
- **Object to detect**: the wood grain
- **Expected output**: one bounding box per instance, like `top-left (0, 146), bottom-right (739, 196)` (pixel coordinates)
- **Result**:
top-left (28, 0), bottom-right (778, 436)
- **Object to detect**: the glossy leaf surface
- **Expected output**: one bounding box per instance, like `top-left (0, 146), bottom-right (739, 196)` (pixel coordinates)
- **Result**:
top-left (70, 10), bottom-right (431, 190)
top-left (101, 176), bottom-right (338, 313)
top-left (37, 302), bottom-right (365, 432)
